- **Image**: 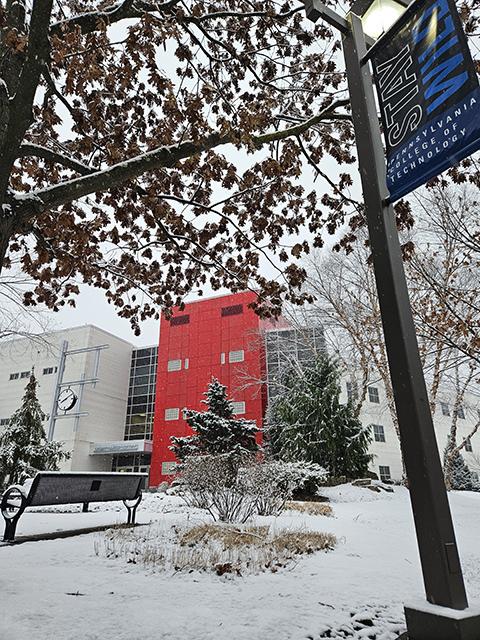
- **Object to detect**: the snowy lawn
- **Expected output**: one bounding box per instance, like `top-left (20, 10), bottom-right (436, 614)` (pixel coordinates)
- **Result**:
top-left (2, 485), bottom-right (480, 640)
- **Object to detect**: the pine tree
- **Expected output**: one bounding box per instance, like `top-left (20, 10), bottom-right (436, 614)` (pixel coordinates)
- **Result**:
top-left (443, 436), bottom-right (475, 491)
top-left (267, 356), bottom-right (372, 479)
top-left (170, 378), bottom-right (259, 461)
top-left (0, 372), bottom-right (70, 488)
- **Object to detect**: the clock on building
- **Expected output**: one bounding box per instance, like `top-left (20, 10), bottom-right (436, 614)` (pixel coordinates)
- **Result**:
top-left (57, 388), bottom-right (78, 412)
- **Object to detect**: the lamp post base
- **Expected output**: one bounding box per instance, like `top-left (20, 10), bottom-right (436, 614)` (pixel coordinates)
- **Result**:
top-left (397, 603), bottom-right (480, 640)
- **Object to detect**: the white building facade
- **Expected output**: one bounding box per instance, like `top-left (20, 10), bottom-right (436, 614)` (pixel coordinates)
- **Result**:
top-left (341, 378), bottom-right (480, 482)
top-left (0, 325), bottom-right (133, 472)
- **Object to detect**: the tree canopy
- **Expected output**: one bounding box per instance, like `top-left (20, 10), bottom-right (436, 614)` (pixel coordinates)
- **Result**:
top-left (1, 2), bottom-right (479, 333)
top-left (0, 0), bottom-right (357, 333)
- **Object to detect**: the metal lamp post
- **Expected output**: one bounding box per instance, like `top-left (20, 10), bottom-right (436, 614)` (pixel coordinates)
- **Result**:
top-left (303, 0), bottom-right (480, 638)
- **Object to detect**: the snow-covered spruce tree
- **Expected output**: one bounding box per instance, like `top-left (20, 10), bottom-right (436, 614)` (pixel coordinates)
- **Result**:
top-left (267, 356), bottom-right (372, 479)
top-left (443, 436), bottom-right (476, 491)
top-left (0, 372), bottom-right (69, 489)
top-left (170, 378), bottom-right (259, 462)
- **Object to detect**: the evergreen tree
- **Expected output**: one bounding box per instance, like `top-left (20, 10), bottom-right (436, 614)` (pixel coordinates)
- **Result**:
top-left (443, 436), bottom-right (476, 491)
top-left (0, 373), bottom-right (70, 488)
top-left (267, 356), bottom-right (372, 479)
top-left (170, 378), bottom-right (259, 461)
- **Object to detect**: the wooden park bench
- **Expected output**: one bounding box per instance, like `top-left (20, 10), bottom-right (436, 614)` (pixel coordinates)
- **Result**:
top-left (0, 471), bottom-right (147, 542)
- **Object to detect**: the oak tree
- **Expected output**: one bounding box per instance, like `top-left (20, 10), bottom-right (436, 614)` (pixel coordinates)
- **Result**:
top-left (0, 0), bottom-right (361, 333)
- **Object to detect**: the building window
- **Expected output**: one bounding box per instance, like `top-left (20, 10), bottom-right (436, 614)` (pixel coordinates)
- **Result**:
top-left (379, 465), bottom-right (391, 482)
top-left (9, 372), bottom-right (19, 380)
top-left (372, 424), bottom-right (386, 443)
top-left (440, 402), bottom-right (450, 417)
top-left (456, 405), bottom-right (465, 419)
top-left (229, 350), bottom-right (245, 363)
top-left (20, 370), bottom-right (31, 379)
top-left (167, 359), bottom-right (182, 372)
top-left (161, 461), bottom-right (177, 475)
top-left (170, 314), bottom-right (190, 326)
top-left (184, 358), bottom-right (189, 370)
top-left (164, 408), bottom-right (180, 421)
top-left (220, 352), bottom-right (226, 365)
top-left (0, 418), bottom-right (10, 426)
top-left (231, 401), bottom-right (246, 415)
top-left (42, 367), bottom-right (57, 375)
top-left (465, 437), bottom-right (473, 453)
top-left (221, 304), bottom-right (243, 317)
top-left (346, 381), bottom-right (358, 403)
top-left (368, 386), bottom-right (380, 404)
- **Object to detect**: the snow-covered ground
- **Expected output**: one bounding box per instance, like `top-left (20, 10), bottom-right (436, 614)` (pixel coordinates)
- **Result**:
top-left (2, 485), bottom-right (480, 640)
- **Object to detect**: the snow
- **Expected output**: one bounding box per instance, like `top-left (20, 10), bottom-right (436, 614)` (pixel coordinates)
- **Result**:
top-left (1, 486), bottom-right (480, 640)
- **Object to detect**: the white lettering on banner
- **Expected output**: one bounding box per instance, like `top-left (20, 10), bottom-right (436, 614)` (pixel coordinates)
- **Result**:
top-left (387, 96), bottom-right (476, 184)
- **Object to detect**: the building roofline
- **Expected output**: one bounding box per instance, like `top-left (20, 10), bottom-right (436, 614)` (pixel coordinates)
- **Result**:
top-left (176, 290), bottom-right (256, 308)
top-left (0, 324), bottom-right (135, 348)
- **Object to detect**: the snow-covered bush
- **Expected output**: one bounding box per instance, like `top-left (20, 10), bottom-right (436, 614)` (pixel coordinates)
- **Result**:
top-left (238, 460), bottom-right (329, 515)
top-left (179, 456), bottom-right (329, 520)
top-left (179, 453), bottom-right (259, 523)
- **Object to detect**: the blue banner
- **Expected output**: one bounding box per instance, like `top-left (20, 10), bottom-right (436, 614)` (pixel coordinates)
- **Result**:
top-left (371, 0), bottom-right (480, 201)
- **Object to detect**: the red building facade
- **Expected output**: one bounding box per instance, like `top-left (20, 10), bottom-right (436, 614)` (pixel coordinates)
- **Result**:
top-left (149, 292), bottom-right (267, 487)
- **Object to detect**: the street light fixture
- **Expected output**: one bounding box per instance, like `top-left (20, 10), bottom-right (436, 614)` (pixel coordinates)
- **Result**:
top-left (303, 0), bottom-right (480, 638)
top-left (360, 0), bottom-right (406, 38)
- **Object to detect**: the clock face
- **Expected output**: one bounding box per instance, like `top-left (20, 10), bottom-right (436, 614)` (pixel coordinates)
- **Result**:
top-left (57, 388), bottom-right (78, 412)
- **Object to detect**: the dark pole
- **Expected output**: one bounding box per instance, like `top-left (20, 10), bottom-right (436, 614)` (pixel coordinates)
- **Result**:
top-left (341, 12), bottom-right (468, 611)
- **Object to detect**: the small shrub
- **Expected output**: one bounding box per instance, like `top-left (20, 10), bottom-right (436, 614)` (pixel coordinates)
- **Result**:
top-left (285, 501), bottom-right (333, 517)
top-left (178, 456), bottom-right (330, 521)
top-left (179, 453), bottom-right (258, 523)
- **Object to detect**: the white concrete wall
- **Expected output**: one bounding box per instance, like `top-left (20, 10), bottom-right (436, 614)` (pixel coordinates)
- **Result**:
top-left (0, 325), bottom-right (132, 473)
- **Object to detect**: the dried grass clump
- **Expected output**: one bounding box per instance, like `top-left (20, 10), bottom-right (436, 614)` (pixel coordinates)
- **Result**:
top-left (180, 523), bottom-right (269, 548)
top-left (272, 530), bottom-right (336, 554)
top-left (95, 521), bottom-right (336, 575)
top-left (285, 501), bottom-right (333, 517)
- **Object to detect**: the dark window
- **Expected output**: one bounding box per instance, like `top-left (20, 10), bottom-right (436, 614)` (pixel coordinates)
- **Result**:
top-left (221, 304), bottom-right (243, 317)
top-left (379, 465), bottom-right (391, 482)
top-left (135, 348), bottom-right (152, 358)
top-left (9, 373), bottom-right (19, 380)
top-left (456, 405), bottom-right (465, 419)
top-left (372, 424), bottom-right (386, 442)
top-left (20, 370), bottom-right (30, 379)
top-left (170, 314), bottom-right (190, 326)
top-left (368, 386), bottom-right (380, 404)
top-left (90, 480), bottom-right (102, 491)
top-left (465, 438), bottom-right (473, 452)
top-left (131, 385), bottom-right (149, 396)
top-left (43, 367), bottom-right (54, 375)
